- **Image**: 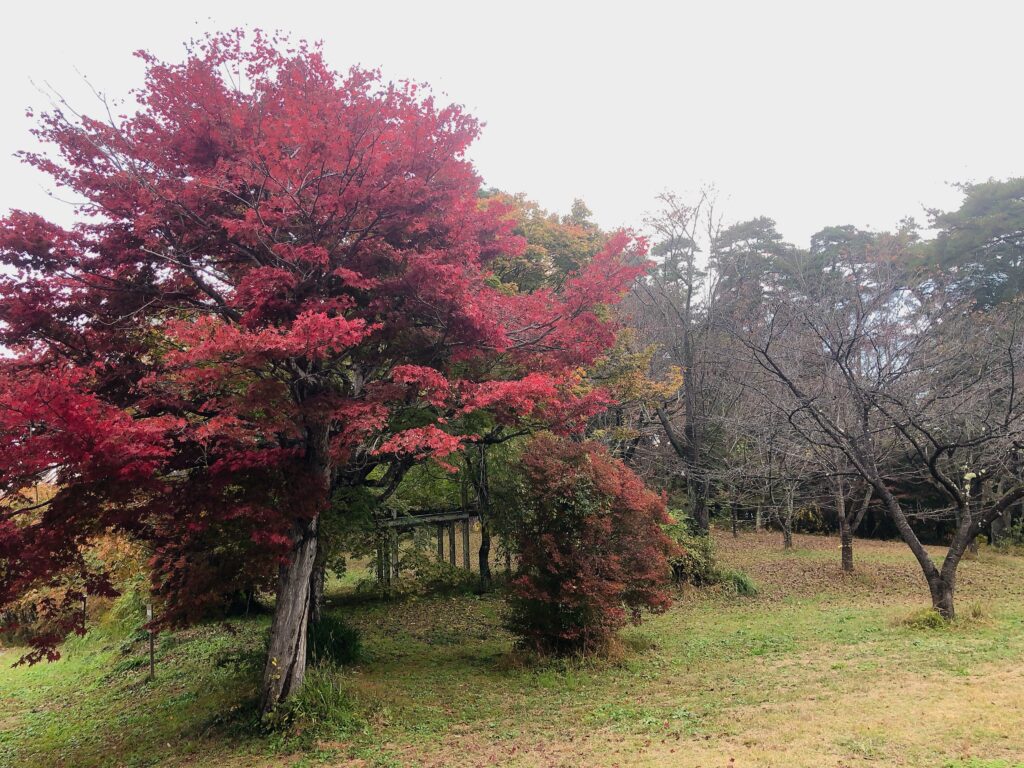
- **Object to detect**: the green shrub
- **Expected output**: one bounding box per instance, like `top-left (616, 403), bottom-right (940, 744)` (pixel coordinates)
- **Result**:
top-left (265, 665), bottom-right (366, 743)
top-left (402, 547), bottom-right (478, 594)
top-left (99, 575), bottom-right (150, 642)
top-left (662, 517), bottom-right (758, 596)
top-left (663, 518), bottom-right (719, 586)
top-left (307, 613), bottom-right (362, 666)
top-left (901, 607), bottom-right (947, 629)
top-left (994, 518), bottom-right (1024, 552)
top-left (720, 569), bottom-right (759, 596)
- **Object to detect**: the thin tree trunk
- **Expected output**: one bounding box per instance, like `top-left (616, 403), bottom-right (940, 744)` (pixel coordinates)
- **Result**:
top-left (835, 481), bottom-right (853, 572)
top-left (731, 501), bottom-right (738, 538)
top-left (692, 481), bottom-right (710, 533)
top-left (470, 444), bottom-right (493, 589)
top-left (875, 480), bottom-right (954, 619)
top-left (782, 488), bottom-right (794, 550)
top-left (839, 515), bottom-right (853, 572)
top-left (308, 563), bottom-right (325, 627)
top-left (478, 522), bottom-right (492, 588)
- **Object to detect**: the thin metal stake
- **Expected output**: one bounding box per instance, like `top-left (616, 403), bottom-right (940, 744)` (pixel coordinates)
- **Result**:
top-left (147, 603), bottom-right (155, 681)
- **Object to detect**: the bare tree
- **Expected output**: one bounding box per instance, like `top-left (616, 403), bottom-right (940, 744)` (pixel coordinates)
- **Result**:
top-left (629, 189), bottom-right (727, 532)
top-left (736, 251), bottom-right (1024, 618)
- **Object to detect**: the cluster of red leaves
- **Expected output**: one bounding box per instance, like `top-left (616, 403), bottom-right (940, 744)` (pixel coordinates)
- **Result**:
top-left (0, 31), bottom-right (648, 658)
top-left (507, 434), bottom-right (677, 655)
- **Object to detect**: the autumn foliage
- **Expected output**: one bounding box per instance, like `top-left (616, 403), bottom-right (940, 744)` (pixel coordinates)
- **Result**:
top-left (0, 30), bottom-right (648, 705)
top-left (507, 434), bottom-right (676, 655)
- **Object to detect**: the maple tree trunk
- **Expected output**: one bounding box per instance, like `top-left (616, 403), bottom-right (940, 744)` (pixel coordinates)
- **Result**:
top-left (260, 421), bottom-right (330, 715)
top-left (260, 516), bottom-right (318, 714)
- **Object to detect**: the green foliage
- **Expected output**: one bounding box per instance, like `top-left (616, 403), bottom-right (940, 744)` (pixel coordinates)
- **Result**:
top-left (663, 520), bottom-right (720, 586)
top-left (927, 178), bottom-right (1024, 307)
top-left (268, 664), bottom-right (366, 745)
top-left (320, 484), bottom-right (380, 574)
top-left (994, 518), bottom-right (1024, 552)
top-left (663, 517), bottom-right (758, 596)
top-left (481, 191), bottom-right (606, 293)
top-left (86, 574), bottom-right (151, 653)
top-left (392, 548), bottom-right (478, 596)
top-left (901, 607), bottom-right (948, 630)
top-left (307, 613), bottom-right (362, 667)
top-left (792, 504), bottom-right (827, 535)
top-left (720, 569), bottom-right (759, 596)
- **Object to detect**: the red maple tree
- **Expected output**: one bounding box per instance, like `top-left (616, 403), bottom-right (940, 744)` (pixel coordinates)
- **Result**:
top-left (0, 31), bottom-right (646, 710)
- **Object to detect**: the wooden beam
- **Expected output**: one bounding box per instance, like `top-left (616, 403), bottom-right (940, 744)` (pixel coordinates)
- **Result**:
top-left (377, 510), bottom-right (473, 527)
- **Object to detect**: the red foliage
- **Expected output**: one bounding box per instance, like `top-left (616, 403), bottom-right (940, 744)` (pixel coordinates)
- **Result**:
top-left (507, 434), bottom-right (676, 655)
top-left (0, 31), bottom-right (647, 659)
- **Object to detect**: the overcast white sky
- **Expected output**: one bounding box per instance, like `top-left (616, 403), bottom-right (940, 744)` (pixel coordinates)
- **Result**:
top-left (1, 1), bottom-right (1021, 245)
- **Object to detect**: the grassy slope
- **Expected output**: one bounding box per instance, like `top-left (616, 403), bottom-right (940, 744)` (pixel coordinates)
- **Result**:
top-left (2, 531), bottom-right (1024, 768)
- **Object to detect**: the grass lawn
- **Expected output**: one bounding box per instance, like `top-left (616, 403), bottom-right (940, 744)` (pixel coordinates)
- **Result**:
top-left (2, 531), bottom-right (1024, 767)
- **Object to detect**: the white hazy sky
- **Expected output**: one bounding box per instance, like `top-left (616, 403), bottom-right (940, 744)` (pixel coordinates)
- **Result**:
top-left (1, 1), bottom-right (1021, 245)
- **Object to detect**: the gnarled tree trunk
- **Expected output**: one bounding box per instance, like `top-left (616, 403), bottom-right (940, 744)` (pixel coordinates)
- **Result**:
top-left (260, 421), bottom-right (331, 715)
top-left (260, 516), bottom-right (318, 714)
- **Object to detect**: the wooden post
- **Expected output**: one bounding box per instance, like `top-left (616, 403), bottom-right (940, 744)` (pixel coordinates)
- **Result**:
top-left (376, 540), bottom-right (384, 583)
top-left (437, 523), bottom-right (445, 561)
top-left (462, 518), bottom-right (471, 570)
top-left (448, 522), bottom-right (456, 566)
top-left (390, 529), bottom-right (400, 580)
top-left (731, 501), bottom-right (738, 538)
top-left (146, 603), bottom-right (155, 681)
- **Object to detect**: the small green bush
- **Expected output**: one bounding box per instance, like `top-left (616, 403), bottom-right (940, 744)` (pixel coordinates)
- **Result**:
top-left (720, 568), bottom-right (759, 596)
top-left (994, 518), bottom-right (1024, 552)
top-left (100, 575), bottom-right (150, 643)
top-left (663, 517), bottom-right (758, 596)
top-left (307, 613), bottom-right (362, 666)
top-left (404, 548), bottom-right (478, 594)
top-left (901, 607), bottom-right (947, 629)
top-left (663, 519), bottom-right (719, 586)
top-left (265, 665), bottom-right (366, 743)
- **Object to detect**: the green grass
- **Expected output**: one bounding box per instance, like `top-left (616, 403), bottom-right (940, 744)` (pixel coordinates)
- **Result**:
top-left (3, 531), bottom-right (1024, 767)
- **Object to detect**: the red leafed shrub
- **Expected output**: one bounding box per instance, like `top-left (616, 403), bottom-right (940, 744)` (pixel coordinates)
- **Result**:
top-left (506, 434), bottom-right (677, 655)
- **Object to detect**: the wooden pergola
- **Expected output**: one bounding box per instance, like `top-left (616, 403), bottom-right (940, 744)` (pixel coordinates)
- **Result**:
top-left (374, 507), bottom-right (476, 587)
